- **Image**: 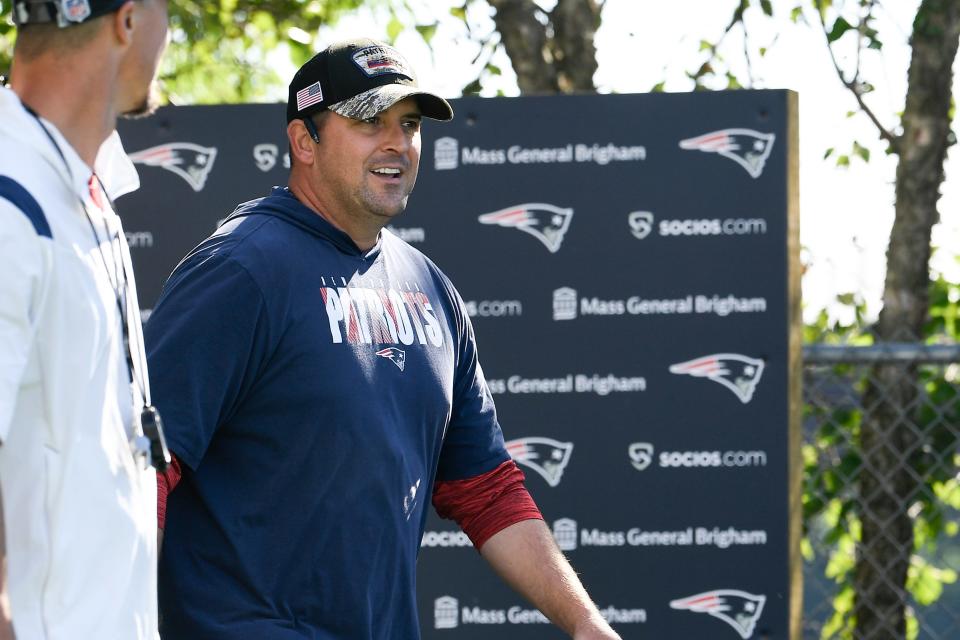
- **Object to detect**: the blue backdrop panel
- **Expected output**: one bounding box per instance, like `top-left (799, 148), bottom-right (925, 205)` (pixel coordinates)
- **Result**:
top-left (117, 90), bottom-right (799, 639)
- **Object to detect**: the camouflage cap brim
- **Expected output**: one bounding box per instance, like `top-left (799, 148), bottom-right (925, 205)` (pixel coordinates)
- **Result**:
top-left (327, 84), bottom-right (453, 122)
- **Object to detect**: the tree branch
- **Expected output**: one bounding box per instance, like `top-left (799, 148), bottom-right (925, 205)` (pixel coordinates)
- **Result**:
top-left (816, 2), bottom-right (900, 151)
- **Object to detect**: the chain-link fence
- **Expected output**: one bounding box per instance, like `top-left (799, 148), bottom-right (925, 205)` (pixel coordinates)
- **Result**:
top-left (802, 343), bottom-right (960, 640)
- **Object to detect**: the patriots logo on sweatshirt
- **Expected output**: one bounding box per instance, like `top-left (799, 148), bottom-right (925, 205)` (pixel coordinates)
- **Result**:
top-left (477, 203), bottom-right (574, 253)
top-left (376, 347), bottom-right (406, 371)
top-left (505, 437), bottom-right (573, 487)
top-left (128, 143), bottom-right (218, 192)
top-left (679, 129), bottom-right (775, 178)
top-left (670, 589), bottom-right (766, 639)
top-left (669, 353), bottom-right (765, 404)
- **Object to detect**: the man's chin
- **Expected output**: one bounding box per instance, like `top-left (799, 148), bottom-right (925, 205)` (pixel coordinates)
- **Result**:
top-left (121, 83), bottom-right (162, 119)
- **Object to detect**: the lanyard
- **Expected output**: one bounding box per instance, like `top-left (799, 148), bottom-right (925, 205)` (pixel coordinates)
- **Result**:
top-left (22, 103), bottom-right (170, 470)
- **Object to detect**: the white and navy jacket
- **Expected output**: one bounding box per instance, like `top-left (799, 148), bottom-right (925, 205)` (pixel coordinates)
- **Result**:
top-left (0, 87), bottom-right (158, 640)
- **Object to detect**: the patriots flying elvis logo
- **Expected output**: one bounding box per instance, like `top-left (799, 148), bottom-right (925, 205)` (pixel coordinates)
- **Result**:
top-left (477, 203), bottom-right (574, 253)
top-left (670, 589), bottom-right (766, 639)
top-left (376, 347), bottom-right (406, 371)
top-left (678, 129), bottom-right (775, 178)
top-left (505, 437), bottom-right (573, 487)
top-left (128, 143), bottom-right (218, 192)
top-left (669, 353), bottom-right (765, 404)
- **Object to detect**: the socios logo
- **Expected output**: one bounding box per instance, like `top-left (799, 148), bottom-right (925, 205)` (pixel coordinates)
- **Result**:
top-left (628, 211), bottom-right (654, 240)
top-left (253, 143), bottom-right (291, 172)
top-left (628, 442), bottom-right (654, 471)
top-left (553, 287), bottom-right (578, 321)
top-left (434, 596), bottom-right (459, 629)
top-left (670, 589), bottom-right (766, 638)
top-left (552, 518), bottom-right (578, 551)
top-left (128, 143), bottom-right (217, 192)
top-left (678, 129), bottom-right (775, 178)
top-left (434, 137), bottom-right (459, 170)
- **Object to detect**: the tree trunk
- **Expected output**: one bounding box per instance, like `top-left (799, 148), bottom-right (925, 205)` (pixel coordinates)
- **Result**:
top-left (487, 0), bottom-right (600, 94)
top-left (487, 0), bottom-right (559, 93)
top-left (854, 1), bottom-right (960, 638)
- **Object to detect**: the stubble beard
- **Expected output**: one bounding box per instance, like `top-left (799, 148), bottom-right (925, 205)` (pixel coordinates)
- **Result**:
top-left (121, 80), bottom-right (162, 119)
top-left (356, 175), bottom-right (414, 221)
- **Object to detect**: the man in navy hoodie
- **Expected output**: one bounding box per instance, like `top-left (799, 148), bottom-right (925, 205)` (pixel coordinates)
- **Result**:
top-left (146, 37), bottom-right (620, 640)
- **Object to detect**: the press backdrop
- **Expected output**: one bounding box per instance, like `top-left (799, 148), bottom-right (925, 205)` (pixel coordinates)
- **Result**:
top-left (117, 90), bottom-right (801, 639)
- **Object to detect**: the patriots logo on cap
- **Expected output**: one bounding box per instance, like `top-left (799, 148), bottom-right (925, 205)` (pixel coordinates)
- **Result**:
top-left (376, 347), bottom-right (406, 371)
top-left (505, 437), bottom-right (573, 487)
top-left (478, 203), bottom-right (574, 253)
top-left (128, 143), bottom-right (218, 192)
top-left (670, 589), bottom-right (766, 639)
top-left (669, 353), bottom-right (765, 404)
top-left (679, 129), bottom-right (775, 178)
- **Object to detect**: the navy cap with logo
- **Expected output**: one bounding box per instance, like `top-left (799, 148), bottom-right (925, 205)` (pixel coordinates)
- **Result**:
top-left (12, 0), bottom-right (129, 27)
top-left (287, 38), bottom-right (454, 124)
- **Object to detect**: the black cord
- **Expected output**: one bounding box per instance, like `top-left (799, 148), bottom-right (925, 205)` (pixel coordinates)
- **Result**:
top-left (20, 102), bottom-right (169, 470)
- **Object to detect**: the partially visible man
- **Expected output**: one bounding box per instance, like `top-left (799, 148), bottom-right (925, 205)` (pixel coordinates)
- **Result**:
top-left (148, 38), bottom-right (620, 639)
top-left (0, 1), bottom-right (170, 638)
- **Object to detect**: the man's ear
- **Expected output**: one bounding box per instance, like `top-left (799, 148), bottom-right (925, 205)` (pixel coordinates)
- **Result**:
top-left (288, 120), bottom-right (316, 166)
top-left (112, 0), bottom-right (137, 45)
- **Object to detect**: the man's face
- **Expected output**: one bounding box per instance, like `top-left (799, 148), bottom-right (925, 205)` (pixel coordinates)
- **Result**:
top-left (122, 0), bottom-right (169, 117)
top-left (312, 97), bottom-right (422, 224)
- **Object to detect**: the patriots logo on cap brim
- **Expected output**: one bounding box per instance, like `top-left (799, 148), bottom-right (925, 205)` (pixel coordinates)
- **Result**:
top-left (478, 203), bottom-right (574, 253)
top-left (128, 143), bottom-right (218, 192)
top-left (505, 437), bottom-right (573, 487)
top-left (376, 347), bottom-right (406, 371)
top-left (679, 128), bottom-right (775, 178)
top-left (669, 353), bottom-right (764, 404)
top-left (670, 589), bottom-right (766, 639)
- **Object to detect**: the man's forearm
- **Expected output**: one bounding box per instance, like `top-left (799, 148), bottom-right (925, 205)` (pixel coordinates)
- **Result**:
top-left (479, 519), bottom-right (620, 639)
top-left (0, 477), bottom-right (16, 639)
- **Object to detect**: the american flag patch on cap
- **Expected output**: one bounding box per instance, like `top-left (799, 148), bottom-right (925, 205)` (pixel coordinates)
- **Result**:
top-left (296, 81), bottom-right (324, 112)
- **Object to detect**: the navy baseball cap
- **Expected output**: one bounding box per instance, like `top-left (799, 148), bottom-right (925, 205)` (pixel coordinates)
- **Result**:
top-left (12, 0), bottom-right (129, 27)
top-left (287, 38), bottom-right (453, 124)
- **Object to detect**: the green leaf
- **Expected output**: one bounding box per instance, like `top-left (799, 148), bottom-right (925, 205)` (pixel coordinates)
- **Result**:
top-left (836, 154), bottom-right (850, 167)
top-left (824, 147), bottom-right (835, 159)
top-left (699, 39), bottom-right (714, 52)
top-left (853, 141), bottom-right (870, 162)
top-left (462, 77), bottom-right (483, 96)
top-left (415, 22), bottom-right (438, 44)
top-left (386, 15), bottom-right (404, 42)
top-left (790, 5), bottom-right (803, 22)
top-left (449, 5), bottom-right (467, 21)
top-left (759, 0), bottom-right (773, 16)
top-left (486, 63), bottom-right (502, 76)
top-left (827, 17), bottom-right (854, 43)
top-left (650, 81), bottom-right (666, 93)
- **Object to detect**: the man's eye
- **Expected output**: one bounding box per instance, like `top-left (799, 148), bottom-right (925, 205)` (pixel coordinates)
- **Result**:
top-left (362, 117), bottom-right (379, 125)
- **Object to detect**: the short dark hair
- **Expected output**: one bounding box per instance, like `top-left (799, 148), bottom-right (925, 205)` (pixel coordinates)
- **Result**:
top-left (13, 0), bottom-right (143, 61)
top-left (15, 20), bottom-right (104, 60)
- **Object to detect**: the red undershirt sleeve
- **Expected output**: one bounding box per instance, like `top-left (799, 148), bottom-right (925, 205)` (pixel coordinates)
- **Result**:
top-left (432, 460), bottom-right (543, 551)
top-left (156, 452), bottom-right (183, 530)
